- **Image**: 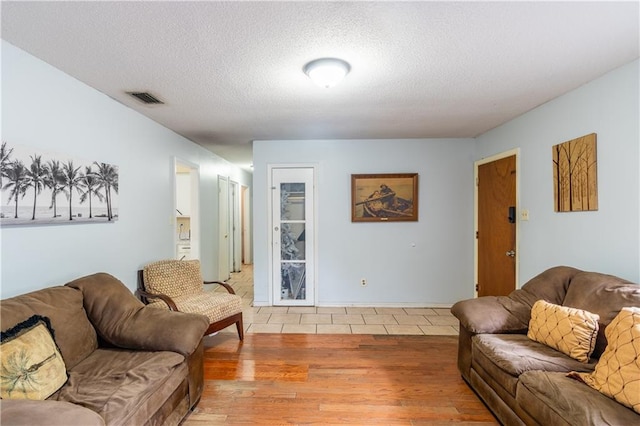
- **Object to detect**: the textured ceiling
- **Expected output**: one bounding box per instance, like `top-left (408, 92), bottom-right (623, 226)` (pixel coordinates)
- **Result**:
top-left (2, 1), bottom-right (638, 171)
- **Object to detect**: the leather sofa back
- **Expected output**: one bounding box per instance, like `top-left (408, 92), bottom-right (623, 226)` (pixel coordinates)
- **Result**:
top-left (563, 271), bottom-right (640, 357)
top-left (1, 286), bottom-right (98, 369)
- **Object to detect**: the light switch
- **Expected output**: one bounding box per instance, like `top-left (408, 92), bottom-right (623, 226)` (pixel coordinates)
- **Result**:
top-left (521, 209), bottom-right (530, 221)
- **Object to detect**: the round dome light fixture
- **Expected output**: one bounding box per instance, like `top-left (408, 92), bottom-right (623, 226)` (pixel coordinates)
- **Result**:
top-left (303, 58), bottom-right (351, 88)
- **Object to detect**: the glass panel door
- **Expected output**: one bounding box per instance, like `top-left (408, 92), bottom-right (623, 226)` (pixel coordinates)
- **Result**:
top-left (271, 167), bottom-right (314, 306)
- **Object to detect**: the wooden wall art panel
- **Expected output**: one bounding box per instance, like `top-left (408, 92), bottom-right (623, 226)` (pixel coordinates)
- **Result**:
top-left (552, 133), bottom-right (598, 212)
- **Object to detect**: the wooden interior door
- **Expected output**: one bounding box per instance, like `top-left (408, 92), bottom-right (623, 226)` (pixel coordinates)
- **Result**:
top-left (477, 155), bottom-right (516, 297)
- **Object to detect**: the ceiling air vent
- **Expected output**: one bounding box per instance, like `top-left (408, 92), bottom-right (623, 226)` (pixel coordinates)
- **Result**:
top-left (126, 91), bottom-right (164, 105)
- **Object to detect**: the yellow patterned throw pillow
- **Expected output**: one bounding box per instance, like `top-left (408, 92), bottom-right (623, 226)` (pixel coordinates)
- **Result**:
top-left (528, 300), bottom-right (600, 362)
top-left (574, 307), bottom-right (640, 414)
top-left (0, 315), bottom-right (67, 400)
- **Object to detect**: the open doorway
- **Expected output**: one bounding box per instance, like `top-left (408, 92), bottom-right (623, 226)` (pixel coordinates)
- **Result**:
top-left (219, 175), bottom-right (252, 282)
top-left (175, 159), bottom-right (199, 261)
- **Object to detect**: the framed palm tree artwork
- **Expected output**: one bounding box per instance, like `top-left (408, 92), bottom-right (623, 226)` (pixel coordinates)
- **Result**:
top-left (0, 141), bottom-right (119, 227)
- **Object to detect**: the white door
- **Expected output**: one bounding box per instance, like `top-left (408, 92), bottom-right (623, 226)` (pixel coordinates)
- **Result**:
top-left (271, 167), bottom-right (315, 306)
top-left (218, 175), bottom-right (230, 281)
top-left (242, 185), bottom-right (252, 264)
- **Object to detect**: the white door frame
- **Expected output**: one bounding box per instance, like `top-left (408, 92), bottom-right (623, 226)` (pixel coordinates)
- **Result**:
top-left (218, 175), bottom-right (230, 281)
top-left (474, 148), bottom-right (521, 296)
top-left (242, 185), bottom-right (252, 264)
top-left (230, 180), bottom-right (242, 272)
top-left (173, 158), bottom-right (200, 261)
top-left (267, 163), bottom-right (318, 306)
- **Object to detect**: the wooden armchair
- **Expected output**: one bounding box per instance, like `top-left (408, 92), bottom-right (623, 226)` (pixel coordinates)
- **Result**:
top-left (136, 259), bottom-right (244, 340)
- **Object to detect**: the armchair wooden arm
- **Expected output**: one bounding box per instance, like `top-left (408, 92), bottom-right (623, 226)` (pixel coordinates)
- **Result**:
top-left (203, 280), bottom-right (236, 295)
top-left (136, 270), bottom-right (179, 310)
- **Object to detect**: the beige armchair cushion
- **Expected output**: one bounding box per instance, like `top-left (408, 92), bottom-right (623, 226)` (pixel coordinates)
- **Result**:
top-left (143, 260), bottom-right (202, 297)
top-left (171, 293), bottom-right (242, 323)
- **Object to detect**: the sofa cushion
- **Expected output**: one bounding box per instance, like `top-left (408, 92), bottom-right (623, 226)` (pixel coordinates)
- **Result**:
top-left (0, 399), bottom-right (105, 426)
top-left (574, 307), bottom-right (640, 414)
top-left (527, 300), bottom-right (599, 362)
top-left (563, 271), bottom-right (640, 357)
top-left (472, 334), bottom-right (596, 398)
top-left (517, 371), bottom-right (640, 425)
top-left (0, 287), bottom-right (97, 370)
top-left (474, 334), bottom-right (597, 376)
top-left (0, 315), bottom-right (67, 400)
top-left (51, 348), bottom-right (186, 425)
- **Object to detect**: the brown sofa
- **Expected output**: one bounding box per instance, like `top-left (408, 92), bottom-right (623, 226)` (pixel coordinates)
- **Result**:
top-left (451, 266), bottom-right (640, 425)
top-left (0, 273), bottom-right (209, 426)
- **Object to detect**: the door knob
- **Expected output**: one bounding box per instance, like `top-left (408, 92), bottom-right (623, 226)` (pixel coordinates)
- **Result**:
top-left (506, 250), bottom-right (516, 257)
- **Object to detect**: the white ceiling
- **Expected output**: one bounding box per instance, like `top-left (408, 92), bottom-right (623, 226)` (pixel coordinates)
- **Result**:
top-left (2, 1), bottom-right (638, 171)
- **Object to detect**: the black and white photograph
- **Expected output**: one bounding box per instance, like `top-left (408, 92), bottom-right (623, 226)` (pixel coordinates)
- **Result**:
top-left (0, 141), bottom-right (119, 227)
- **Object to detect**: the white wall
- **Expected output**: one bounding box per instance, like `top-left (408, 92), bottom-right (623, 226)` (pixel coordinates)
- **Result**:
top-left (476, 59), bottom-right (639, 283)
top-left (0, 41), bottom-right (252, 297)
top-left (253, 138), bottom-right (476, 306)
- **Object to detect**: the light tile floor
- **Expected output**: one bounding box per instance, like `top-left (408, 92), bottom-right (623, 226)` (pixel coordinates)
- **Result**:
top-left (209, 264), bottom-right (459, 336)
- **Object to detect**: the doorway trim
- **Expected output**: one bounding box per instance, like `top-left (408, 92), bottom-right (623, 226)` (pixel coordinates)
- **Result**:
top-left (230, 180), bottom-right (242, 272)
top-left (474, 148), bottom-right (521, 297)
top-left (218, 175), bottom-right (230, 281)
top-left (241, 185), bottom-right (252, 265)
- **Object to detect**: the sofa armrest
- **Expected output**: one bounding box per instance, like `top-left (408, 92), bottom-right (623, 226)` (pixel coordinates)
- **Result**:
top-left (451, 296), bottom-right (530, 334)
top-left (66, 273), bottom-right (209, 357)
top-left (451, 266), bottom-right (583, 335)
top-left (0, 400), bottom-right (105, 426)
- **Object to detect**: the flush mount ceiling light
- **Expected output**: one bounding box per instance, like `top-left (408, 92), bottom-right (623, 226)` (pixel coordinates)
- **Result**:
top-left (303, 58), bottom-right (351, 88)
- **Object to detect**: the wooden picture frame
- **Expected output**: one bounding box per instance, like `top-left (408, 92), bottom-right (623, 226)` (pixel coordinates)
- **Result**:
top-left (351, 173), bottom-right (418, 222)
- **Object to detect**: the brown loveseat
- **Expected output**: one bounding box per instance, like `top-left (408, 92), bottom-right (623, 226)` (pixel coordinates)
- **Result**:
top-left (451, 266), bottom-right (640, 425)
top-left (0, 273), bottom-right (209, 426)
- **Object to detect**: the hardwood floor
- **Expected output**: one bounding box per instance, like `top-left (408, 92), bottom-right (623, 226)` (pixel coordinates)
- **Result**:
top-left (183, 333), bottom-right (497, 425)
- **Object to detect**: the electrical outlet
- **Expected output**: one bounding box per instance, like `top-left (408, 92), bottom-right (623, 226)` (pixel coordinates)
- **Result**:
top-left (361, 278), bottom-right (367, 287)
